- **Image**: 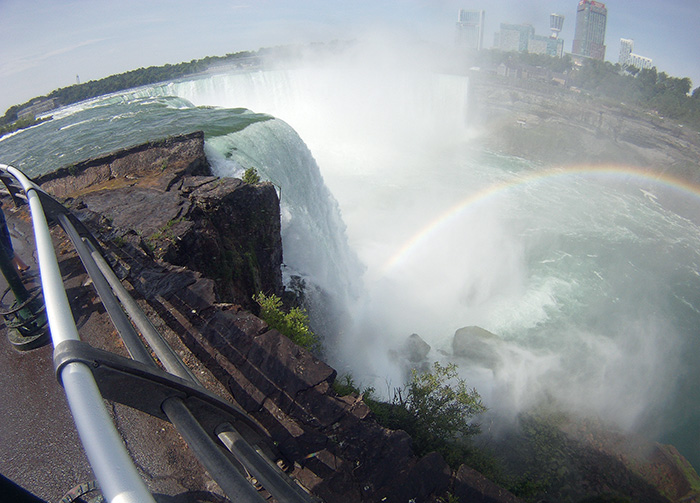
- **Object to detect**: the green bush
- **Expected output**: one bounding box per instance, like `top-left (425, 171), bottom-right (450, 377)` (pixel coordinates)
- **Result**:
top-left (243, 167), bottom-right (261, 184)
top-left (334, 363), bottom-right (487, 468)
top-left (254, 292), bottom-right (317, 351)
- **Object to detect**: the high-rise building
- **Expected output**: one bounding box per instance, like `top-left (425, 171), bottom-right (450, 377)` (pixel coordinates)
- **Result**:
top-left (572, 0), bottom-right (607, 60)
top-left (618, 38), bottom-right (653, 70)
top-left (494, 18), bottom-right (564, 58)
top-left (619, 38), bottom-right (634, 65)
top-left (529, 35), bottom-right (565, 58)
top-left (550, 13), bottom-right (565, 39)
top-left (456, 9), bottom-right (485, 51)
top-left (495, 23), bottom-right (535, 52)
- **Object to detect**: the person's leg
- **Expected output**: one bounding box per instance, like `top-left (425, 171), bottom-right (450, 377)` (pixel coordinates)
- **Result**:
top-left (0, 208), bottom-right (29, 272)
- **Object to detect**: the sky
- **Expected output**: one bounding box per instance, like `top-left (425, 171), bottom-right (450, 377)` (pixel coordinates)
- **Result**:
top-left (1, 0), bottom-right (699, 114)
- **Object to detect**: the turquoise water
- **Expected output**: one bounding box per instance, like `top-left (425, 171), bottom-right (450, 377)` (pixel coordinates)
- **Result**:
top-left (0, 92), bottom-right (271, 177)
top-left (1, 67), bottom-right (699, 469)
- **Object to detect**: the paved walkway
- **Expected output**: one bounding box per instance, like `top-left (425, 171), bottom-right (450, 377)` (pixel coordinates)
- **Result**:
top-left (0, 198), bottom-right (226, 502)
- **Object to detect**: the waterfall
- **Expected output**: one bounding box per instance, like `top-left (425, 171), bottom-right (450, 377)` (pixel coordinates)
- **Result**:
top-left (5, 51), bottom-right (699, 467)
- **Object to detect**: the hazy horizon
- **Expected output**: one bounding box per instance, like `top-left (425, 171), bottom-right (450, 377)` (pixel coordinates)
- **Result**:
top-left (1, 0), bottom-right (700, 115)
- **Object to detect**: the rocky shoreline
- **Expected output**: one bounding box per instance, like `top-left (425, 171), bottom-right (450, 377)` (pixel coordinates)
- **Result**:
top-left (470, 76), bottom-right (700, 185)
top-left (37, 131), bottom-right (700, 502)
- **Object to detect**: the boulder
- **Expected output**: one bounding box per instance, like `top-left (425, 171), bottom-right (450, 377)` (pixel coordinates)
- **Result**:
top-left (401, 333), bottom-right (431, 363)
top-left (452, 326), bottom-right (504, 369)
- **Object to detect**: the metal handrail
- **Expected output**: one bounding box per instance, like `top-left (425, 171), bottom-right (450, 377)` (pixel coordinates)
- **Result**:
top-left (0, 164), bottom-right (156, 503)
top-left (0, 164), bottom-right (316, 503)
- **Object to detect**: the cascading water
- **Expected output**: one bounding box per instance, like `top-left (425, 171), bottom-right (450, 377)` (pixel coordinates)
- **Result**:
top-left (1, 46), bottom-right (699, 469)
top-left (163, 57), bottom-right (700, 467)
top-left (203, 117), bottom-right (364, 341)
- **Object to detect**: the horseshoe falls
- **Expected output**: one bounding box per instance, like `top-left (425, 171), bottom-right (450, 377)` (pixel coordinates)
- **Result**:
top-left (2, 54), bottom-right (699, 469)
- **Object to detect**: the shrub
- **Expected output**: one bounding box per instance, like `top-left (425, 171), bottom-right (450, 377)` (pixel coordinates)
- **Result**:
top-left (243, 167), bottom-right (261, 184)
top-left (254, 292), bottom-right (317, 351)
top-left (334, 363), bottom-right (487, 468)
top-left (397, 362), bottom-right (486, 457)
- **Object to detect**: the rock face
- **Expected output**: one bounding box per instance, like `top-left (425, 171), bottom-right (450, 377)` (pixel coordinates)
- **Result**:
top-left (472, 77), bottom-right (700, 186)
top-left (38, 131), bottom-right (283, 310)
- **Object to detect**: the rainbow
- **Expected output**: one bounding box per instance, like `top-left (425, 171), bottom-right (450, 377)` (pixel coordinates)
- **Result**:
top-left (381, 164), bottom-right (700, 274)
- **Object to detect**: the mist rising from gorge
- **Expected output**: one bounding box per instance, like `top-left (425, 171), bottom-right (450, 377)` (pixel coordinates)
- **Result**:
top-left (168, 35), bottom-right (699, 455)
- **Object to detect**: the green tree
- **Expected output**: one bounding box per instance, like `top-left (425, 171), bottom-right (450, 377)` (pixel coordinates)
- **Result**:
top-left (400, 362), bottom-right (486, 445)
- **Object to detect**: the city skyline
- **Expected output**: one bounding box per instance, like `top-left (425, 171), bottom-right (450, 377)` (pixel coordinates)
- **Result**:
top-left (0, 0), bottom-right (699, 114)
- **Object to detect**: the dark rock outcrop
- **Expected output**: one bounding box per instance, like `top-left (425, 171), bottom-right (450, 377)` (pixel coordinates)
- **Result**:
top-left (40, 131), bottom-right (282, 310)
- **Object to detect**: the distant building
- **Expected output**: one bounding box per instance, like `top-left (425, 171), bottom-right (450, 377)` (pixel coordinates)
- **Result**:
top-left (618, 38), bottom-right (653, 70)
top-left (494, 20), bottom-right (564, 58)
top-left (550, 13), bottom-right (565, 39)
top-left (619, 38), bottom-right (633, 65)
top-left (495, 23), bottom-right (534, 52)
top-left (529, 35), bottom-right (565, 58)
top-left (628, 53), bottom-right (653, 70)
top-left (572, 0), bottom-right (607, 60)
top-left (456, 9), bottom-right (485, 51)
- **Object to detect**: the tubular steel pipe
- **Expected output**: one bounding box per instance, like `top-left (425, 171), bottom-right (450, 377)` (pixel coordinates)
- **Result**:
top-left (3, 165), bottom-right (310, 503)
top-left (217, 425), bottom-right (314, 503)
top-left (87, 240), bottom-right (313, 502)
top-left (1, 165), bottom-right (156, 503)
top-left (162, 397), bottom-right (266, 502)
top-left (57, 213), bottom-right (154, 366)
top-left (85, 239), bottom-right (198, 382)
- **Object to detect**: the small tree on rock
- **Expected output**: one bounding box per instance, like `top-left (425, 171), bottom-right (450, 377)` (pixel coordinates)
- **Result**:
top-left (243, 167), bottom-right (261, 184)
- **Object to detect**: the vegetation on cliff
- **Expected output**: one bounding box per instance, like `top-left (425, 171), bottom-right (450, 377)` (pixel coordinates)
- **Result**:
top-left (335, 363), bottom-right (488, 468)
top-left (0, 115), bottom-right (51, 138)
top-left (254, 292), bottom-right (318, 350)
top-left (0, 49), bottom-right (261, 129)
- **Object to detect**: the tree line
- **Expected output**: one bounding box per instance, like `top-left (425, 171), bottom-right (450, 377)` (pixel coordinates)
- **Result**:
top-left (0, 49), bottom-right (261, 129)
top-left (3, 44), bottom-right (700, 132)
top-left (477, 49), bottom-right (700, 130)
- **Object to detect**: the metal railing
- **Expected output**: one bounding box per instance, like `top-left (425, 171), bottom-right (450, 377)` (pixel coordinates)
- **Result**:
top-left (0, 164), bottom-right (316, 503)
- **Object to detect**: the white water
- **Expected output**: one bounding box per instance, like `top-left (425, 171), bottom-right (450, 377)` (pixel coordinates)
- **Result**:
top-left (163, 49), bottom-right (700, 467)
top-left (159, 52), bottom-right (700, 445)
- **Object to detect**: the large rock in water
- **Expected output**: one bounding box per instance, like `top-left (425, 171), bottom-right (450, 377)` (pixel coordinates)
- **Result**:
top-left (452, 325), bottom-right (504, 369)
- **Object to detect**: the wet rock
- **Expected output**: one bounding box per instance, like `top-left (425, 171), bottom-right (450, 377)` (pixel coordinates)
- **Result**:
top-left (402, 333), bottom-right (431, 363)
top-left (453, 464), bottom-right (522, 503)
top-left (452, 326), bottom-right (504, 369)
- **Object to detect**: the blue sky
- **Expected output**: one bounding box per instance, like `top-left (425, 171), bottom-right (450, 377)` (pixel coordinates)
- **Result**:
top-left (1, 0), bottom-right (699, 114)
